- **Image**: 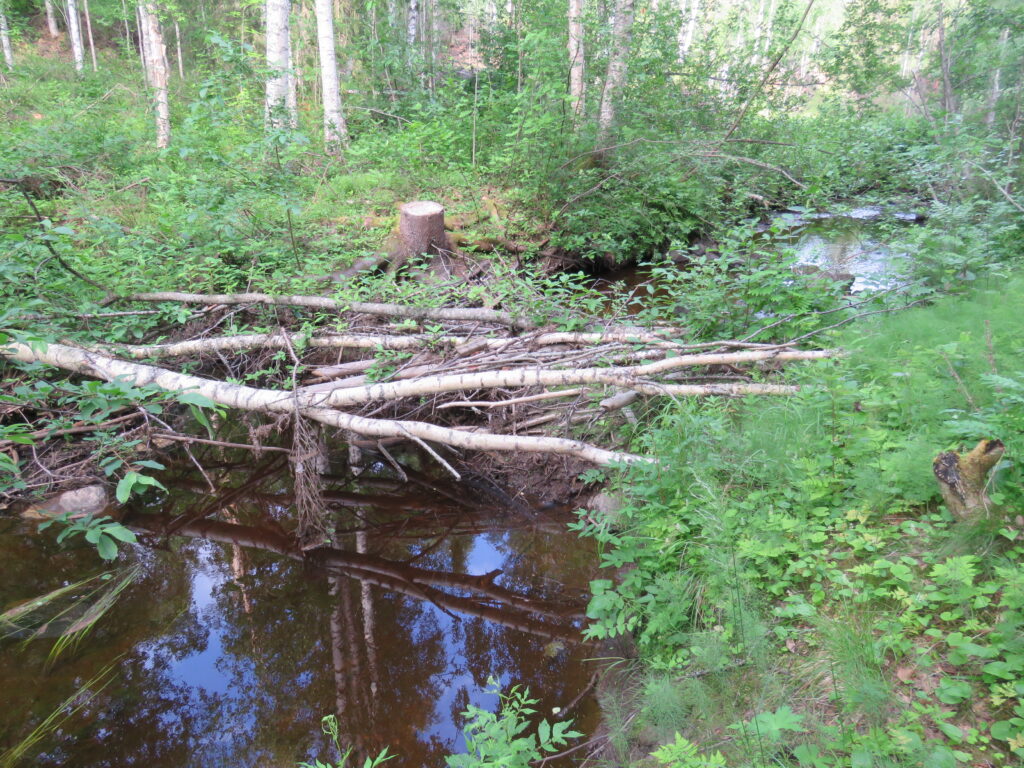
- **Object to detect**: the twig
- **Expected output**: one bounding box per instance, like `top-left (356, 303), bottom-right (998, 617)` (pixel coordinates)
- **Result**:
top-left (398, 426), bottom-right (462, 481)
top-left (17, 186), bottom-right (110, 294)
top-left (149, 432), bottom-right (292, 454)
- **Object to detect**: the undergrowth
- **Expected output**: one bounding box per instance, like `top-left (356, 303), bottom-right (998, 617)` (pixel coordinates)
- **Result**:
top-left (577, 277), bottom-right (1024, 766)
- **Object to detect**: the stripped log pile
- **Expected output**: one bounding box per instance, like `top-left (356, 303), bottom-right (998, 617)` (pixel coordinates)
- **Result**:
top-left (2, 290), bottom-right (836, 469)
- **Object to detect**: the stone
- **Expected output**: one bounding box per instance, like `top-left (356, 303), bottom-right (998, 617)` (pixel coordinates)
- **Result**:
top-left (21, 484), bottom-right (109, 520)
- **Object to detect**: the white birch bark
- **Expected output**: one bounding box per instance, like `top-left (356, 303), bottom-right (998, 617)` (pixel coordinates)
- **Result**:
top-left (82, 0), bottom-right (98, 70)
top-left (0, 11), bottom-right (12, 71)
top-left (681, 0), bottom-right (699, 56)
top-left (568, 0), bottom-right (585, 123)
top-left (174, 19), bottom-right (184, 78)
top-left (406, 0), bottom-right (417, 48)
top-left (44, 0), bottom-right (60, 37)
top-left (139, 1), bottom-right (171, 148)
top-left (985, 27), bottom-right (1009, 128)
top-left (264, 0), bottom-right (294, 128)
top-left (67, 0), bottom-right (85, 71)
top-left (596, 0), bottom-right (634, 145)
top-left (285, 38), bottom-right (298, 128)
top-left (314, 0), bottom-right (347, 145)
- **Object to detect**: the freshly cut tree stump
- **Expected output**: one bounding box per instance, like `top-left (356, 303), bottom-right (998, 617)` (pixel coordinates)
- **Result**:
top-left (933, 438), bottom-right (1005, 520)
top-left (398, 201), bottom-right (449, 260)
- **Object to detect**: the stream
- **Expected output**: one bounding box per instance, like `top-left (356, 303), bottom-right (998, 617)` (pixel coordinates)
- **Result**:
top-left (593, 204), bottom-right (922, 304)
top-left (0, 450), bottom-right (602, 767)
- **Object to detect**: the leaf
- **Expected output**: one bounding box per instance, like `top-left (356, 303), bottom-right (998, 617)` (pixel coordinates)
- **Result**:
top-left (115, 473), bottom-right (137, 503)
top-left (104, 525), bottom-right (137, 543)
top-left (95, 535), bottom-right (118, 561)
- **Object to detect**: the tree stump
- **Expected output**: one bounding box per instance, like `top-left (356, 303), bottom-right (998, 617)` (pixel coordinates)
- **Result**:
top-left (933, 439), bottom-right (1005, 520)
top-left (398, 200), bottom-right (448, 260)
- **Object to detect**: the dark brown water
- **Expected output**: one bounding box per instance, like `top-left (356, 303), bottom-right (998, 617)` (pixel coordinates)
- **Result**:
top-left (0, 452), bottom-right (601, 768)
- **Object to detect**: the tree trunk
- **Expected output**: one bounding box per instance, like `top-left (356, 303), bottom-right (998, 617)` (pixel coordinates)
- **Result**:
top-left (265, 0), bottom-right (294, 128)
top-left (935, 0), bottom-right (954, 117)
top-left (174, 19), bottom-right (184, 78)
top-left (314, 0), bottom-right (348, 147)
top-left (82, 0), bottom-right (98, 70)
top-left (67, 0), bottom-right (85, 71)
top-left (0, 11), bottom-right (12, 71)
top-left (44, 0), bottom-right (60, 37)
top-left (139, 1), bottom-right (170, 148)
top-left (568, 0), bottom-right (585, 123)
top-left (985, 27), bottom-right (1009, 128)
top-left (406, 0), bottom-right (418, 48)
top-left (596, 0), bottom-right (634, 146)
top-left (933, 439), bottom-right (1005, 520)
top-left (681, 0), bottom-right (699, 56)
top-left (285, 36), bottom-right (298, 128)
top-left (397, 201), bottom-right (448, 261)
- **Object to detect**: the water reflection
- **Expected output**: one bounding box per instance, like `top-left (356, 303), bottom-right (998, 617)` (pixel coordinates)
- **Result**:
top-left (0, 453), bottom-right (600, 768)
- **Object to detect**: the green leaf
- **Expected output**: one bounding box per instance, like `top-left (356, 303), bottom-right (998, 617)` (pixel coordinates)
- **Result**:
top-left (115, 473), bottom-right (137, 503)
top-left (95, 535), bottom-right (118, 561)
top-left (104, 525), bottom-right (137, 543)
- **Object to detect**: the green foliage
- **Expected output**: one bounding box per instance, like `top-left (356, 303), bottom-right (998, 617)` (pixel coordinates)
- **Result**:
top-left (38, 512), bottom-right (137, 561)
top-left (446, 678), bottom-right (582, 768)
top-left (298, 715), bottom-right (394, 768)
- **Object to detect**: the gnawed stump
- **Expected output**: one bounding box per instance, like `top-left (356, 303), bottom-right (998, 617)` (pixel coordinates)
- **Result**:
top-left (933, 439), bottom-right (1005, 520)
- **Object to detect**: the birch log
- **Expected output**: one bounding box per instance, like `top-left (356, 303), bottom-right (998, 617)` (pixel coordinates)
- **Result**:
top-left (1, 341), bottom-right (648, 466)
top-left (67, 0), bottom-right (85, 71)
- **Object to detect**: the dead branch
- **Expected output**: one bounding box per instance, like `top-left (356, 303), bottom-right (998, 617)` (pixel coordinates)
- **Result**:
top-left (121, 291), bottom-right (535, 329)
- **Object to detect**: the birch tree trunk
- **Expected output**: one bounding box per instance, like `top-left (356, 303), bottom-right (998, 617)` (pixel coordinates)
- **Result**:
top-left (82, 0), bottom-right (98, 70)
top-left (680, 0), bottom-right (698, 56)
top-left (285, 39), bottom-right (298, 128)
top-left (596, 0), bottom-right (634, 146)
top-left (314, 0), bottom-right (348, 146)
top-left (0, 10), bottom-right (12, 72)
top-left (568, 0), bottom-right (585, 123)
top-left (265, 0), bottom-right (295, 128)
top-left (406, 0), bottom-right (418, 49)
top-left (139, 1), bottom-right (171, 148)
top-left (174, 19), bottom-right (184, 78)
top-left (985, 27), bottom-right (1009, 128)
top-left (67, 0), bottom-right (86, 71)
top-left (44, 0), bottom-right (60, 37)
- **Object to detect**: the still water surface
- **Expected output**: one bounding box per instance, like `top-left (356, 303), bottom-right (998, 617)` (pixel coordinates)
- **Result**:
top-left (0, 453), bottom-right (601, 767)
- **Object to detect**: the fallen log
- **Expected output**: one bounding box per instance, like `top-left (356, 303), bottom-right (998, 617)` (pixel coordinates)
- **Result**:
top-left (120, 291), bottom-right (534, 329)
top-left (316, 348), bottom-right (828, 407)
top-left (2, 340), bottom-right (647, 466)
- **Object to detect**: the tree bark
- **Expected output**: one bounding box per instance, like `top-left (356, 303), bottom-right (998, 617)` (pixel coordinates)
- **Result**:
top-left (121, 290), bottom-right (536, 328)
top-left (985, 27), bottom-right (1009, 128)
top-left (44, 0), bottom-right (60, 37)
top-left (406, 0), bottom-right (418, 48)
top-left (397, 201), bottom-right (448, 260)
top-left (933, 439), bottom-right (1005, 520)
top-left (596, 0), bottom-right (634, 147)
top-left (174, 19), bottom-right (184, 78)
top-left (935, 0), bottom-right (954, 117)
top-left (314, 0), bottom-right (348, 147)
top-left (67, 0), bottom-right (85, 71)
top-left (265, 0), bottom-right (295, 128)
top-left (1, 341), bottom-right (648, 466)
top-left (139, 1), bottom-right (171, 148)
top-left (568, 0), bottom-right (585, 123)
top-left (0, 11), bottom-right (12, 71)
top-left (82, 0), bottom-right (97, 70)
